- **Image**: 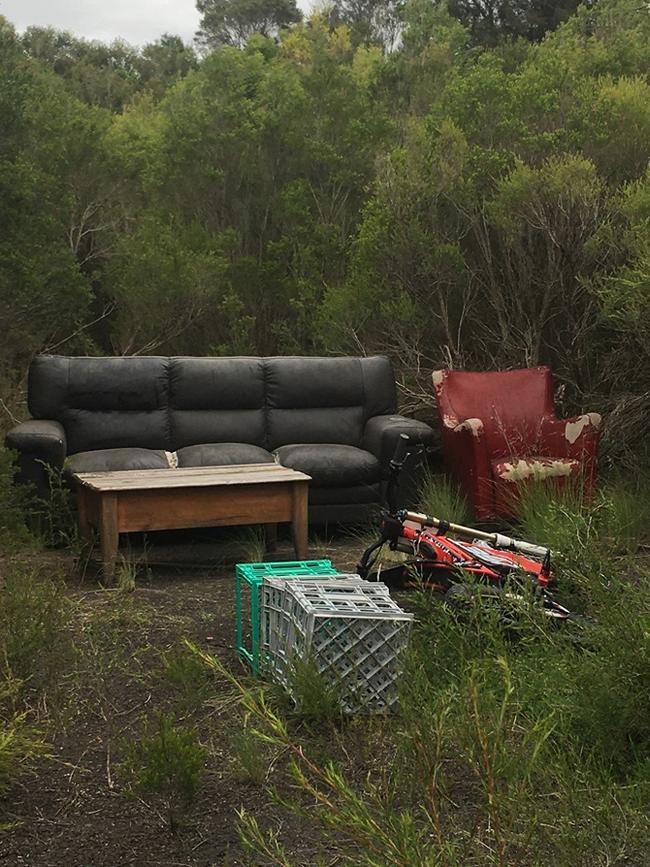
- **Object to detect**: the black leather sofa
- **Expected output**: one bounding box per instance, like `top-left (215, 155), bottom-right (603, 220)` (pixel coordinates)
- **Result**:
top-left (5, 355), bottom-right (434, 523)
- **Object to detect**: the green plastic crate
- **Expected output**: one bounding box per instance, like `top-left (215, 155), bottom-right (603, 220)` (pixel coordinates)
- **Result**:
top-left (235, 560), bottom-right (339, 673)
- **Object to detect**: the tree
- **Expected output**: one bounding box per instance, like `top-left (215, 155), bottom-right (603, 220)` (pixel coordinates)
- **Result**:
top-left (20, 27), bottom-right (142, 110)
top-left (196, 0), bottom-right (302, 48)
top-left (0, 20), bottom-right (96, 383)
top-left (101, 214), bottom-right (228, 355)
top-left (327, 0), bottom-right (404, 50)
top-left (447, 0), bottom-right (592, 45)
top-left (139, 35), bottom-right (198, 97)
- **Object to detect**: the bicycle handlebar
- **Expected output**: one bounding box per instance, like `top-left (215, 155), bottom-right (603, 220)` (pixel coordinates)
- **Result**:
top-left (390, 433), bottom-right (410, 470)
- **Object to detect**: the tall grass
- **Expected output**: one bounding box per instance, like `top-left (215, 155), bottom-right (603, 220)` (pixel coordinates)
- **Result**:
top-left (515, 476), bottom-right (650, 559)
top-left (417, 470), bottom-right (472, 525)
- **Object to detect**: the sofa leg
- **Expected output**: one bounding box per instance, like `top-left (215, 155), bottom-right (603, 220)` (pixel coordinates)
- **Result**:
top-left (264, 523), bottom-right (278, 553)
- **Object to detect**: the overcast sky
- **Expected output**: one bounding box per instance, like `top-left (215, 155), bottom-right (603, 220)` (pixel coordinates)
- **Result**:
top-left (0, 0), bottom-right (312, 47)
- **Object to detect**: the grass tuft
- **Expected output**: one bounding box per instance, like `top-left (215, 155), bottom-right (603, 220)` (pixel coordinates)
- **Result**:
top-left (418, 470), bottom-right (472, 525)
top-left (0, 568), bottom-right (75, 707)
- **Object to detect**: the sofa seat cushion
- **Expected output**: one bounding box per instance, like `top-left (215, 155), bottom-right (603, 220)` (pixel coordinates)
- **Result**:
top-left (275, 444), bottom-right (380, 488)
top-left (176, 443), bottom-right (274, 468)
top-left (65, 447), bottom-right (169, 475)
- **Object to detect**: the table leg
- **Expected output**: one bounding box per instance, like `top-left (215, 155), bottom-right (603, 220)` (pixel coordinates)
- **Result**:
top-left (99, 493), bottom-right (119, 582)
top-left (291, 481), bottom-right (309, 560)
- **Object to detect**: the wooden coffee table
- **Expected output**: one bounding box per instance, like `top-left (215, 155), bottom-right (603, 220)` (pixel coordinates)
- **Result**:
top-left (72, 463), bottom-right (311, 580)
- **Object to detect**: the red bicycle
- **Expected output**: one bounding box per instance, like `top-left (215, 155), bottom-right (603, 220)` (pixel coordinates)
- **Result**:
top-left (358, 435), bottom-right (576, 622)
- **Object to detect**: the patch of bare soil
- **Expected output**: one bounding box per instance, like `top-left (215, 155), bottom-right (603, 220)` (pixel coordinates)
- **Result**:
top-left (0, 532), bottom-right (366, 867)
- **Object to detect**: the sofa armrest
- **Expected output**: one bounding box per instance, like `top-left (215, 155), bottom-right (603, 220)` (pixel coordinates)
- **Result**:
top-left (5, 420), bottom-right (67, 467)
top-left (363, 414), bottom-right (435, 473)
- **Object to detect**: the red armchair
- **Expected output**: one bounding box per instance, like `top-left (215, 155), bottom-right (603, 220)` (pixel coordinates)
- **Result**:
top-left (432, 367), bottom-right (601, 521)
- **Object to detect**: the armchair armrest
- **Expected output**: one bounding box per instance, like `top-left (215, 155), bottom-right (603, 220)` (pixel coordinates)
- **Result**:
top-left (5, 420), bottom-right (67, 467)
top-left (363, 414), bottom-right (435, 474)
top-left (539, 413), bottom-right (601, 460)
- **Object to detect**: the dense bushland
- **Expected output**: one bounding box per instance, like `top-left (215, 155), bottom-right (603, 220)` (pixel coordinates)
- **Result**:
top-left (1, 0), bottom-right (649, 430)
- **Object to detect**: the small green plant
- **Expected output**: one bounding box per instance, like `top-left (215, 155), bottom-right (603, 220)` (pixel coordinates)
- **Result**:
top-left (515, 477), bottom-right (593, 550)
top-left (121, 712), bottom-right (207, 832)
top-left (113, 537), bottom-right (155, 590)
top-left (237, 811), bottom-right (295, 866)
top-left (599, 477), bottom-right (650, 551)
top-left (159, 644), bottom-right (215, 712)
top-left (0, 678), bottom-right (50, 808)
top-left (241, 526), bottom-right (267, 565)
top-left (230, 723), bottom-right (269, 785)
top-left (209, 527), bottom-right (267, 567)
top-left (33, 463), bottom-right (80, 550)
top-left (284, 654), bottom-right (344, 727)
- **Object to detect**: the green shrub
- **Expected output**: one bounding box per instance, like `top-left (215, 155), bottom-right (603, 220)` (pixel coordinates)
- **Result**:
top-left (0, 448), bottom-right (32, 552)
top-left (121, 713), bottom-right (206, 832)
top-left (232, 601), bottom-right (650, 865)
top-left (558, 578), bottom-right (650, 773)
top-left (0, 568), bottom-right (74, 703)
top-left (188, 473), bottom-right (650, 865)
top-left (114, 555), bottom-right (138, 593)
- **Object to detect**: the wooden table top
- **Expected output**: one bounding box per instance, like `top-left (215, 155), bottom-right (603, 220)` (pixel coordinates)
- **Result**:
top-left (72, 463), bottom-right (311, 492)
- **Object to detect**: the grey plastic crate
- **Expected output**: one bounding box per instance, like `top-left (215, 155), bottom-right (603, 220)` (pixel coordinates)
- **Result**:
top-left (261, 577), bottom-right (413, 714)
top-left (260, 575), bottom-right (365, 683)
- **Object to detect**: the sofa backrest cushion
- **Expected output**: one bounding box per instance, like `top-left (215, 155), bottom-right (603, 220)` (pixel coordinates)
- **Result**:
top-left (28, 354), bottom-right (397, 453)
top-left (265, 356), bottom-right (396, 449)
top-left (28, 356), bottom-right (171, 454)
top-left (168, 357), bottom-right (266, 449)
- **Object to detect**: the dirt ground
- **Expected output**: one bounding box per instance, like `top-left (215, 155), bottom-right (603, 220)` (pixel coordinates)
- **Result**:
top-left (0, 531), bottom-right (366, 867)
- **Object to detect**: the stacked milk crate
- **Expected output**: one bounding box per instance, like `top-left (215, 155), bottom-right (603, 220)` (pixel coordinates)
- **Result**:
top-left (260, 572), bottom-right (413, 714)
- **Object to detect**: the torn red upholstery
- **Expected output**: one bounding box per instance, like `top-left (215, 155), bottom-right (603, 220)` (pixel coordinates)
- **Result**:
top-left (432, 367), bottom-right (601, 520)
